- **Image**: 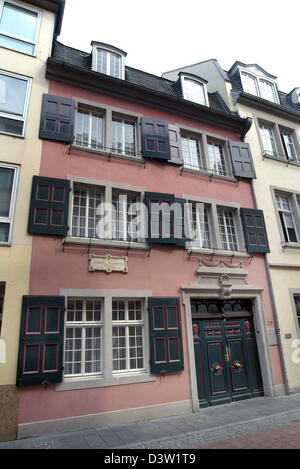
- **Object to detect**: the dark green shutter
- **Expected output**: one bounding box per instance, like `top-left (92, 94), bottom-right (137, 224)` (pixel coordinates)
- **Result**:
top-left (229, 141), bottom-right (256, 179)
top-left (17, 296), bottom-right (65, 386)
top-left (28, 176), bottom-right (70, 236)
top-left (39, 94), bottom-right (75, 143)
top-left (148, 297), bottom-right (184, 373)
top-left (240, 208), bottom-right (270, 253)
top-left (141, 117), bottom-right (171, 160)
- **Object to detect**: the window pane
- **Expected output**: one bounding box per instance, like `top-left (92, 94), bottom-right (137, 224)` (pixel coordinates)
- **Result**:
top-left (241, 72), bottom-right (258, 96)
top-left (97, 49), bottom-right (107, 74)
top-left (0, 33), bottom-right (34, 54)
top-left (281, 132), bottom-right (297, 161)
top-left (259, 124), bottom-right (277, 156)
top-left (259, 79), bottom-right (276, 103)
top-left (112, 118), bottom-right (136, 156)
top-left (189, 203), bottom-right (211, 248)
top-left (110, 53), bottom-right (121, 78)
top-left (0, 222), bottom-right (9, 242)
top-left (0, 116), bottom-right (23, 135)
top-left (183, 78), bottom-right (206, 105)
top-left (0, 73), bottom-right (27, 116)
top-left (75, 109), bottom-right (103, 150)
top-left (208, 142), bottom-right (226, 175)
top-left (0, 166), bottom-right (14, 217)
top-left (181, 135), bottom-right (201, 170)
top-left (218, 209), bottom-right (238, 251)
top-left (112, 191), bottom-right (138, 241)
top-left (72, 186), bottom-right (102, 238)
top-left (0, 3), bottom-right (38, 41)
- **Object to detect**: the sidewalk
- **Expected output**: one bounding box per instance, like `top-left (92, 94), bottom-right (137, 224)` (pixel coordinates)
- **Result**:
top-left (1, 393), bottom-right (300, 449)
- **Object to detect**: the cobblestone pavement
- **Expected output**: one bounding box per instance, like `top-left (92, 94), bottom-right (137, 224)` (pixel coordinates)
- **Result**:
top-left (1, 393), bottom-right (300, 449)
top-left (199, 421), bottom-right (300, 449)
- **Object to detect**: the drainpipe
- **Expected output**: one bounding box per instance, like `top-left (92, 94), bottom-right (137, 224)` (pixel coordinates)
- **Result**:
top-left (250, 180), bottom-right (290, 396)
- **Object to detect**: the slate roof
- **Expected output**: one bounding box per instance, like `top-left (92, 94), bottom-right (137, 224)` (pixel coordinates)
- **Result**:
top-left (227, 65), bottom-right (300, 117)
top-left (51, 41), bottom-right (235, 115)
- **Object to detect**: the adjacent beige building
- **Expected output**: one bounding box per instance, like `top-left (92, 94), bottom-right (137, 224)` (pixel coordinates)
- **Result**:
top-left (163, 61), bottom-right (300, 394)
top-left (0, 0), bottom-right (65, 441)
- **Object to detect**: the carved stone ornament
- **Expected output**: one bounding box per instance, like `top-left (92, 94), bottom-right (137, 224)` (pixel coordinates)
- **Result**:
top-left (89, 254), bottom-right (128, 273)
top-left (219, 274), bottom-right (232, 297)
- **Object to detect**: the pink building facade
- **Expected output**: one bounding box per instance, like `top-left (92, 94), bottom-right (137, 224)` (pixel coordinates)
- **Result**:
top-left (16, 40), bottom-right (284, 438)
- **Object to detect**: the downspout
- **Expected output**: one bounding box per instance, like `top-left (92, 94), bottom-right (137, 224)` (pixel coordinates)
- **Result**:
top-left (241, 117), bottom-right (290, 396)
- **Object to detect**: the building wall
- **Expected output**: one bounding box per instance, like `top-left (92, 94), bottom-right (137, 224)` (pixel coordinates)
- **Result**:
top-left (237, 102), bottom-right (300, 392)
top-left (0, 1), bottom-right (56, 441)
top-left (16, 80), bottom-right (284, 434)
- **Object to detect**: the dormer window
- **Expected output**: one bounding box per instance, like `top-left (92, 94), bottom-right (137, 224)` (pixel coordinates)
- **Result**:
top-left (180, 74), bottom-right (209, 106)
top-left (91, 42), bottom-right (126, 80)
top-left (240, 70), bottom-right (279, 104)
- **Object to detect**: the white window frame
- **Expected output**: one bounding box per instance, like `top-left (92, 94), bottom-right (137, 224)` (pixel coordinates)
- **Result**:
top-left (274, 192), bottom-right (299, 244)
top-left (0, 69), bottom-right (32, 137)
top-left (91, 42), bottom-right (126, 80)
top-left (67, 176), bottom-right (147, 249)
top-left (112, 299), bottom-right (145, 374)
top-left (74, 105), bottom-right (104, 150)
top-left (0, 162), bottom-right (19, 245)
top-left (259, 122), bottom-right (278, 157)
top-left (64, 298), bottom-right (103, 377)
top-left (180, 74), bottom-right (209, 106)
top-left (73, 98), bottom-right (142, 160)
top-left (57, 289), bottom-right (154, 391)
top-left (111, 115), bottom-right (136, 157)
top-left (280, 128), bottom-right (299, 162)
top-left (184, 194), bottom-right (246, 256)
top-left (240, 69), bottom-right (279, 104)
top-left (0, 0), bottom-right (41, 56)
top-left (217, 206), bottom-right (239, 252)
top-left (181, 133), bottom-right (203, 170)
top-left (207, 139), bottom-right (227, 176)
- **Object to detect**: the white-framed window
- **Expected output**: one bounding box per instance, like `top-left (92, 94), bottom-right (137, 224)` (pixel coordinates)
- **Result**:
top-left (181, 76), bottom-right (208, 106)
top-left (181, 134), bottom-right (202, 170)
top-left (70, 182), bottom-right (143, 243)
top-left (112, 116), bottom-right (136, 156)
top-left (0, 0), bottom-right (40, 55)
top-left (240, 70), bottom-right (279, 104)
top-left (75, 106), bottom-right (104, 150)
top-left (63, 296), bottom-right (146, 381)
top-left (91, 42), bottom-right (126, 80)
top-left (259, 123), bottom-right (277, 156)
top-left (64, 298), bottom-right (103, 377)
top-left (280, 130), bottom-right (298, 161)
top-left (0, 162), bottom-right (19, 244)
top-left (207, 140), bottom-right (227, 176)
top-left (112, 299), bottom-right (145, 373)
top-left (0, 70), bottom-right (31, 136)
top-left (275, 193), bottom-right (298, 243)
top-left (188, 202), bottom-right (211, 249)
top-left (217, 207), bottom-right (239, 251)
top-left (71, 184), bottom-right (103, 239)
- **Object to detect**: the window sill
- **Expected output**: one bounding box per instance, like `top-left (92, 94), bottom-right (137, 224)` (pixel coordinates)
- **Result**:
top-left (70, 144), bottom-right (145, 163)
top-left (181, 166), bottom-right (236, 182)
top-left (281, 242), bottom-right (300, 251)
top-left (262, 153), bottom-right (300, 167)
top-left (187, 247), bottom-right (250, 258)
top-left (55, 372), bottom-right (156, 391)
top-left (64, 236), bottom-right (148, 251)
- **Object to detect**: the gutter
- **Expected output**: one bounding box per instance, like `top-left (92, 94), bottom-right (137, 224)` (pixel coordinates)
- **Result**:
top-left (46, 58), bottom-right (248, 135)
top-left (250, 181), bottom-right (290, 396)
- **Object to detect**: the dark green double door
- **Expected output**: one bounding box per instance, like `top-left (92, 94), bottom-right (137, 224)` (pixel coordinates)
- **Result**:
top-left (193, 316), bottom-right (263, 406)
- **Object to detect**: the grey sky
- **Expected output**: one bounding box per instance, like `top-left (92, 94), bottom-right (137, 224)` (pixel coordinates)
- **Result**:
top-left (59, 0), bottom-right (300, 93)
